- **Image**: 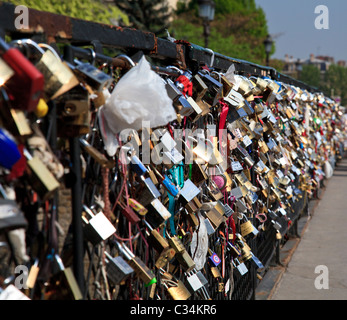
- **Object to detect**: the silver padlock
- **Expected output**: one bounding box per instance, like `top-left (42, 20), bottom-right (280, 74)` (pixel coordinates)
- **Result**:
top-left (82, 205), bottom-right (116, 245)
top-left (232, 258), bottom-right (248, 276)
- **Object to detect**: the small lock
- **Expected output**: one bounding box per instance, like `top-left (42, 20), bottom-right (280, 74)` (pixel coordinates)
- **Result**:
top-left (176, 250), bottom-right (196, 272)
top-left (49, 254), bottom-right (83, 300)
top-left (202, 202), bottom-right (226, 230)
top-left (192, 73), bottom-right (208, 102)
top-left (155, 247), bottom-right (176, 269)
top-left (137, 177), bottom-right (161, 207)
top-left (150, 166), bottom-right (179, 197)
top-left (225, 102), bottom-right (248, 124)
top-left (144, 220), bottom-right (170, 254)
top-left (115, 241), bottom-right (157, 287)
top-left (208, 251), bottom-right (221, 267)
top-left (198, 71), bottom-right (223, 107)
top-left (232, 258), bottom-right (248, 276)
top-left (167, 234), bottom-right (186, 254)
top-left (130, 154), bottom-right (148, 177)
top-left (82, 205), bottom-right (116, 245)
top-left (210, 266), bottom-right (221, 278)
top-left (250, 253), bottom-right (264, 271)
top-left (218, 282), bottom-right (225, 293)
top-left (239, 213), bottom-right (258, 238)
top-left (226, 242), bottom-right (241, 259)
top-left (0, 88), bottom-right (32, 138)
top-left (14, 39), bottom-right (78, 102)
top-left (145, 198), bottom-right (172, 229)
top-left (71, 58), bottom-right (113, 92)
top-left (24, 149), bottom-right (60, 201)
top-left (204, 218), bottom-right (216, 235)
top-left (56, 85), bottom-right (91, 137)
top-left (104, 252), bottom-right (134, 285)
top-left (185, 271), bottom-right (203, 293)
top-left (80, 139), bottom-right (114, 168)
top-left (179, 179), bottom-right (201, 204)
top-left (0, 38), bottom-right (44, 112)
top-left (223, 204), bottom-right (234, 218)
top-left (207, 180), bottom-right (224, 201)
top-left (166, 280), bottom-right (191, 300)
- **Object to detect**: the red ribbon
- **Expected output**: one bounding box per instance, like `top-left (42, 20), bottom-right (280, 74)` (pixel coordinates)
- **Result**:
top-left (176, 75), bottom-right (193, 97)
top-left (219, 99), bottom-right (229, 143)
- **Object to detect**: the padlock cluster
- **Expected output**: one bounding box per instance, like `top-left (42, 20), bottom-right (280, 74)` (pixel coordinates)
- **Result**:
top-left (0, 35), bottom-right (345, 301)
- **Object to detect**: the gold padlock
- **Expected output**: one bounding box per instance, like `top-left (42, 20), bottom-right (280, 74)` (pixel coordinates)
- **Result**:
top-left (24, 150), bottom-right (60, 200)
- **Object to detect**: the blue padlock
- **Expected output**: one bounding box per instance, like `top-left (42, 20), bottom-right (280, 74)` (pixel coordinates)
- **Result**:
top-left (208, 252), bottom-right (221, 267)
top-left (162, 174), bottom-right (179, 197)
top-left (0, 129), bottom-right (21, 170)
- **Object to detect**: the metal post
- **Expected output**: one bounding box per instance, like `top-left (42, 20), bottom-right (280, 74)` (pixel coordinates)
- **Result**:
top-left (203, 17), bottom-right (210, 48)
top-left (64, 45), bottom-right (85, 296)
top-left (69, 136), bottom-right (85, 295)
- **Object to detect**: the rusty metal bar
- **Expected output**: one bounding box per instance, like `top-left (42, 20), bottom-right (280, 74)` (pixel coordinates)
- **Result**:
top-left (0, 1), bottom-right (318, 90)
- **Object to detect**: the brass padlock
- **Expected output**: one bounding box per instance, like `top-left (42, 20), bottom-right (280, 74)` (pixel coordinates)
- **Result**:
top-left (15, 39), bottom-right (79, 102)
top-left (166, 280), bottom-right (191, 300)
top-left (80, 138), bottom-right (114, 168)
top-left (0, 88), bottom-right (32, 138)
top-left (192, 73), bottom-right (208, 102)
top-left (56, 85), bottom-right (91, 137)
top-left (24, 149), bottom-right (60, 201)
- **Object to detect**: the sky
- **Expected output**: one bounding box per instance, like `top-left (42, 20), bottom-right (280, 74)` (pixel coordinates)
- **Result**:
top-left (254, 0), bottom-right (347, 62)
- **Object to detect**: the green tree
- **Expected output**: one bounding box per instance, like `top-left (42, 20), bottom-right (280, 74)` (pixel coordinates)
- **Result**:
top-left (115, 0), bottom-right (171, 35)
top-left (171, 0), bottom-right (272, 66)
top-left (298, 64), bottom-right (321, 88)
top-left (4, 0), bottom-right (129, 25)
top-left (323, 64), bottom-right (347, 105)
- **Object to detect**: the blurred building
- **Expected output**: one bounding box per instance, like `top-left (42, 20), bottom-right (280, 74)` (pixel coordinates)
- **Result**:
top-left (282, 53), bottom-right (346, 79)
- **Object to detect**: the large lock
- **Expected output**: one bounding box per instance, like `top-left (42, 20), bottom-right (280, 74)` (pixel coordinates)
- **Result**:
top-left (239, 214), bottom-right (258, 238)
top-left (56, 84), bottom-right (91, 137)
top-left (0, 88), bottom-right (32, 138)
top-left (165, 280), bottom-right (191, 300)
top-left (145, 198), bottom-right (172, 229)
top-left (82, 205), bottom-right (116, 245)
top-left (201, 200), bottom-right (226, 229)
top-left (115, 241), bottom-right (157, 287)
top-left (165, 78), bottom-right (194, 117)
top-left (232, 258), bottom-right (248, 276)
top-left (24, 149), bottom-right (60, 201)
top-left (0, 128), bottom-right (21, 170)
top-left (13, 39), bottom-right (78, 102)
top-left (197, 71), bottom-right (223, 107)
top-left (192, 73), bottom-right (208, 102)
top-left (104, 251), bottom-right (134, 285)
top-left (80, 138), bottom-right (114, 168)
top-left (71, 58), bottom-right (113, 92)
top-left (0, 37), bottom-right (44, 112)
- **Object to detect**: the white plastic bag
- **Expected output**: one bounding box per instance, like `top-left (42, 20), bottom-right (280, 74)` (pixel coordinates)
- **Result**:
top-left (190, 213), bottom-right (209, 270)
top-left (324, 160), bottom-right (333, 179)
top-left (102, 56), bottom-right (177, 135)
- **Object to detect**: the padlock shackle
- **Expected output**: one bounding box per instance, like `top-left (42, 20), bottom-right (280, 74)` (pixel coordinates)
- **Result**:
top-left (143, 219), bottom-right (153, 231)
top-left (116, 54), bottom-right (135, 68)
top-left (55, 254), bottom-right (65, 271)
top-left (38, 43), bottom-right (62, 61)
top-left (0, 37), bottom-right (10, 53)
top-left (83, 205), bottom-right (95, 218)
top-left (104, 251), bottom-right (113, 261)
top-left (10, 38), bottom-right (45, 55)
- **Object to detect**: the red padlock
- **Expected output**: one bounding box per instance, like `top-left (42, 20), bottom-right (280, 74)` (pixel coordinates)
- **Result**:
top-left (0, 37), bottom-right (44, 112)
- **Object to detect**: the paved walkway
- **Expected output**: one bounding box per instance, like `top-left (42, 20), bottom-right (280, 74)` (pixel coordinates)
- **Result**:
top-left (270, 157), bottom-right (347, 300)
